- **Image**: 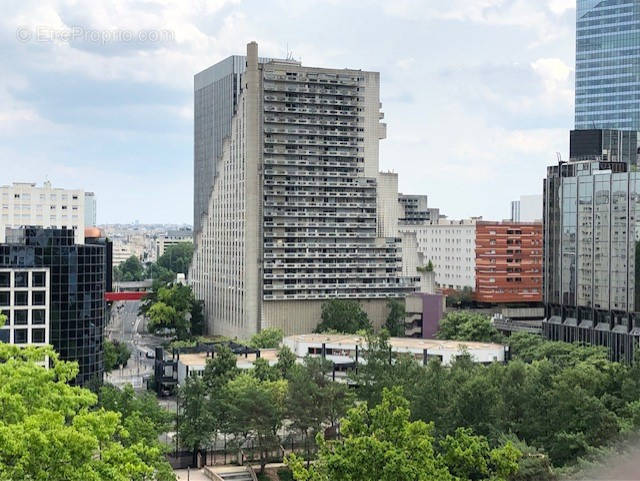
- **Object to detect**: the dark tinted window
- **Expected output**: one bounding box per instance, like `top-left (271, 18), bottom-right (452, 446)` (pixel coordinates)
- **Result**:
top-left (0, 272), bottom-right (9, 287)
top-left (14, 292), bottom-right (28, 306)
top-left (32, 309), bottom-right (46, 325)
top-left (32, 328), bottom-right (45, 343)
top-left (14, 271), bottom-right (28, 288)
top-left (0, 292), bottom-right (9, 307)
top-left (14, 310), bottom-right (27, 325)
top-left (32, 291), bottom-right (45, 306)
top-left (0, 329), bottom-right (9, 343)
top-left (14, 329), bottom-right (27, 344)
top-left (32, 271), bottom-right (46, 287)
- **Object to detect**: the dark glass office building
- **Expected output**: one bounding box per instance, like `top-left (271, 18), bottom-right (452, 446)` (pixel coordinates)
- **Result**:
top-left (570, 128), bottom-right (640, 165)
top-left (543, 158), bottom-right (640, 361)
top-left (575, 0), bottom-right (640, 130)
top-left (0, 227), bottom-right (108, 384)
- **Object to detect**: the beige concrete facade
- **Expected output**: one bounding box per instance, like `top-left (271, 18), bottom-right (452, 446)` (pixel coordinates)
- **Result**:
top-left (262, 298), bottom-right (393, 335)
top-left (191, 42), bottom-right (416, 338)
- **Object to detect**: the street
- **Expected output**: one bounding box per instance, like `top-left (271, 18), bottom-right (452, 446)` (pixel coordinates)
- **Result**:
top-left (105, 300), bottom-right (163, 388)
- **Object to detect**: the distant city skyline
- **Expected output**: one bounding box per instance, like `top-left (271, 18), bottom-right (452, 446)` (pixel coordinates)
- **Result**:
top-left (2, 1), bottom-right (576, 223)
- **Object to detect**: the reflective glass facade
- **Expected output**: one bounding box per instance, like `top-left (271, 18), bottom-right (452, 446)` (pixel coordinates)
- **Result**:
top-left (575, 0), bottom-right (640, 130)
top-left (0, 228), bottom-right (107, 384)
top-left (543, 160), bottom-right (640, 361)
top-left (194, 55), bottom-right (274, 239)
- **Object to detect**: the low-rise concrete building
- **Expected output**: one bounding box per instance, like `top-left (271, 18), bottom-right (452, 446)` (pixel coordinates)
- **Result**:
top-left (283, 333), bottom-right (507, 366)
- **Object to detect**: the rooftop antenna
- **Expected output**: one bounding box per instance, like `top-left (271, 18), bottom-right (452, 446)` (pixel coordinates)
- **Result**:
top-left (286, 42), bottom-right (294, 61)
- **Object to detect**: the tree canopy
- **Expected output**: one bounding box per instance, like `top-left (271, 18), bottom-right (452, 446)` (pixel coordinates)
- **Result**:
top-left (0, 344), bottom-right (174, 481)
top-left (384, 298), bottom-right (407, 337)
top-left (437, 311), bottom-right (503, 343)
top-left (286, 387), bottom-right (521, 481)
top-left (141, 284), bottom-right (202, 340)
top-left (103, 339), bottom-right (132, 372)
top-left (248, 327), bottom-right (284, 349)
top-left (113, 255), bottom-right (146, 282)
top-left (157, 242), bottom-right (193, 275)
top-left (314, 299), bottom-right (372, 334)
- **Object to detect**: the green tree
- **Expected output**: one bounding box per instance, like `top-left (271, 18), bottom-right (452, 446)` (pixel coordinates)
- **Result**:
top-left (157, 242), bottom-right (194, 275)
top-left (114, 255), bottom-right (146, 282)
top-left (146, 263), bottom-right (175, 285)
top-left (287, 387), bottom-right (449, 481)
top-left (437, 311), bottom-right (503, 343)
top-left (147, 302), bottom-right (188, 338)
top-left (202, 344), bottom-right (239, 390)
top-left (253, 357), bottom-right (281, 382)
top-left (314, 299), bottom-right (372, 334)
top-left (223, 374), bottom-right (288, 473)
top-left (288, 388), bottom-right (520, 481)
top-left (349, 331), bottom-right (424, 408)
top-left (249, 327), bottom-right (284, 349)
top-left (97, 384), bottom-right (173, 441)
top-left (178, 376), bottom-right (212, 464)
top-left (0, 344), bottom-right (175, 481)
top-left (384, 298), bottom-right (406, 337)
top-left (276, 345), bottom-right (297, 379)
top-left (439, 427), bottom-right (520, 481)
top-left (141, 284), bottom-right (200, 340)
top-left (103, 339), bottom-right (132, 372)
top-left (446, 287), bottom-right (474, 308)
top-left (286, 359), bottom-right (330, 462)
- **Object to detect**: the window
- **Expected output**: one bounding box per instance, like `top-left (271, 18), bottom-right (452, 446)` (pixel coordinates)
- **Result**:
top-left (0, 292), bottom-right (9, 307)
top-left (32, 271), bottom-right (45, 287)
top-left (32, 309), bottom-right (46, 325)
top-left (1, 310), bottom-right (9, 325)
top-left (32, 291), bottom-right (45, 306)
top-left (14, 292), bottom-right (28, 306)
top-left (0, 272), bottom-right (9, 287)
top-left (14, 329), bottom-right (27, 344)
top-left (14, 310), bottom-right (27, 325)
top-left (0, 330), bottom-right (8, 343)
top-left (14, 271), bottom-right (28, 288)
top-left (32, 328), bottom-right (45, 343)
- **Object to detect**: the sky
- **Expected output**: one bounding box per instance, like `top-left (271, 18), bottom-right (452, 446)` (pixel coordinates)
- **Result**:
top-left (0, 0), bottom-right (576, 224)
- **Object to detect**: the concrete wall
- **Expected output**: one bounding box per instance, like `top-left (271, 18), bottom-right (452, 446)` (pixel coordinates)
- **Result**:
top-left (262, 298), bottom-right (392, 335)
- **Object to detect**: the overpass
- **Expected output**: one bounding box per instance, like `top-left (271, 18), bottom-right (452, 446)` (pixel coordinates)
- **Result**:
top-left (105, 280), bottom-right (153, 302)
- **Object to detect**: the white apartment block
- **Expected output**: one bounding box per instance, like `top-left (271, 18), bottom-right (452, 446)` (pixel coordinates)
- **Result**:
top-left (0, 268), bottom-right (50, 347)
top-left (156, 229), bottom-right (193, 258)
top-left (190, 42), bottom-right (416, 338)
top-left (398, 219), bottom-right (477, 290)
top-left (0, 182), bottom-right (85, 244)
top-left (510, 194), bottom-right (542, 222)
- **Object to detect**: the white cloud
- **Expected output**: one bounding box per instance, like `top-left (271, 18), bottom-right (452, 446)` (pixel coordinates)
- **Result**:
top-left (0, 0), bottom-right (577, 223)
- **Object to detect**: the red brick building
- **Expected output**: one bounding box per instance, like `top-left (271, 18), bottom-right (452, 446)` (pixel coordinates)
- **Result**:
top-left (475, 221), bottom-right (543, 304)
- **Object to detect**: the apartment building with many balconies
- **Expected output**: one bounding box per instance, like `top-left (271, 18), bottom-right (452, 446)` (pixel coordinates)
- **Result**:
top-left (190, 42), bottom-right (416, 338)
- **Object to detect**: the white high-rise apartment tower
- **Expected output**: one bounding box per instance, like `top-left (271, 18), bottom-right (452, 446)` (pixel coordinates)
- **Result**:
top-left (0, 182), bottom-right (85, 244)
top-left (190, 42), bottom-right (416, 338)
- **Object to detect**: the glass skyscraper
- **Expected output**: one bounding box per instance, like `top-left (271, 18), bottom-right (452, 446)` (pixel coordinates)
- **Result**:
top-left (575, 0), bottom-right (640, 130)
top-left (0, 228), bottom-right (109, 384)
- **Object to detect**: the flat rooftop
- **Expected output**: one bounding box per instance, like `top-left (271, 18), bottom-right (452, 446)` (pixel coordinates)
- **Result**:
top-left (178, 349), bottom-right (279, 368)
top-left (285, 334), bottom-right (504, 351)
